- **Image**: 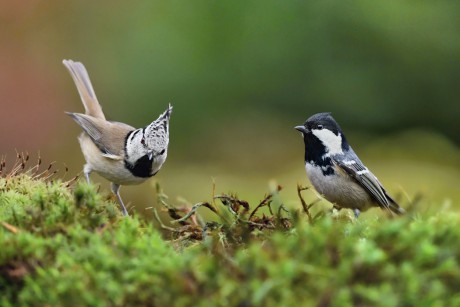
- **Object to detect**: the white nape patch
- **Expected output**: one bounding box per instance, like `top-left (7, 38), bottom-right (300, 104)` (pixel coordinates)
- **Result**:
top-left (311, 129), bottom-right (343, 156)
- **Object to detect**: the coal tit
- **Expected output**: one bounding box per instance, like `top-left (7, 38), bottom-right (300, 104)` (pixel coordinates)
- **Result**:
top-left (295, 112), bottom-right (404, 217)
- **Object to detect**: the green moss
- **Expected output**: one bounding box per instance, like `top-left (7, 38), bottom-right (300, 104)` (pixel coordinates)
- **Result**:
top-left (1, 173), bottom-right (460, 305)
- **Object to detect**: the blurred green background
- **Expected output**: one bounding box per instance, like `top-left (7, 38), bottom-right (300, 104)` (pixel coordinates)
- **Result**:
top-left (1, 1), bottom-right (459, 215)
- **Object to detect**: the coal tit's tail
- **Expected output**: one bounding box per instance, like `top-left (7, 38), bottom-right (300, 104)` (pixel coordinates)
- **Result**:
top-left (385, 192), bottom-right (405, 215)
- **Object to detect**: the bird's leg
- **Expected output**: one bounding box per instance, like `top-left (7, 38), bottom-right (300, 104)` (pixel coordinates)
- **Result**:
top-left (83, 164), bottom-right (92, 184)
top-left (111, 183), bottom-right (129, 216)
top-left (353, 209), bottom-right (361, 218)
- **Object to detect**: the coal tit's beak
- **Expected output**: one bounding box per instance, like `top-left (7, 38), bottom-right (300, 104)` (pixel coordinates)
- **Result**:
top-left (294, 125), bottom-right (309, 134)
top-left (147, 150), bottom-right (154, 161)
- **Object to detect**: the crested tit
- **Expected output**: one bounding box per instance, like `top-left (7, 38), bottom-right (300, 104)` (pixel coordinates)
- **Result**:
top-left (295, 112), bottom-right (404, 217)
top-left (63, 59), bottom-right (172, 216)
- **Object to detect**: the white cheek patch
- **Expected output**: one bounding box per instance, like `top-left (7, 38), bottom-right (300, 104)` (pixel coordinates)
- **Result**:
top-left (312, 129), bottom-right (343, 156)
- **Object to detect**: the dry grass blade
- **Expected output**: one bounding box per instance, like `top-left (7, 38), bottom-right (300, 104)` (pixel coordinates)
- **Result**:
top-left (152, 208), bottom-right (181, 232)
top-left (155, 182), bottom-right (190, 225)
top-left (405, 192), bottom-right (423, 214)
top-left (1, 153), bottom-right (79, 189)
top-left (32, 161), bottom-right (56, 180)
top-left (242, 217), bottom-right (276, 230)
top-left (64, 175), bottom-right (80, 188)
top-left (1, 222), bottom-right (20, 234)
top-left (6, 153), bottom-right (25, 178)
top-left (0, 156), bottom-right (6, 175)
top-left (29, 155), bottom-right (42, 177)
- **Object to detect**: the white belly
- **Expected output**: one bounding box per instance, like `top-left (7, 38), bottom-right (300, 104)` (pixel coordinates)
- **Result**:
top-left (305, 163), bottom-right (373, 211)
top-left (79, 134), bottom-right (147, 185)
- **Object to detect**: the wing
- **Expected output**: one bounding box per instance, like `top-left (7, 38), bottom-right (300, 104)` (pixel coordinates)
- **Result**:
top-left (67, 112), bottom-right (134, 158)
top-left (333, 158), bottom-right (392, 210)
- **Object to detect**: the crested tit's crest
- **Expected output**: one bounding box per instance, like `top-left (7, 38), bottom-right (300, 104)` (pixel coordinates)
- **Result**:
top-left (125, 105), bottom-right (172, 165)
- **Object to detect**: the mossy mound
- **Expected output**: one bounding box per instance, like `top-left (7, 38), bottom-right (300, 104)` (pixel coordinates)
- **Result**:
top-left (1, 172), bottom-right (459, 305)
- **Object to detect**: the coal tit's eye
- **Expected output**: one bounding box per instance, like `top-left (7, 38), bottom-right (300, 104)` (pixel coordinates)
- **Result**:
top-left (317, 124), bottom-right (324, 130)
top-left (160, 149), bottom-right (166, 155)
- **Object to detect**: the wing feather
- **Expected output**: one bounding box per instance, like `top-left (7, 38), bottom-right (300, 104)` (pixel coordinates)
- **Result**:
top-left (333, 159), bottom-right (391, 210)
top-left (67, 112), bottom-right (134, 158)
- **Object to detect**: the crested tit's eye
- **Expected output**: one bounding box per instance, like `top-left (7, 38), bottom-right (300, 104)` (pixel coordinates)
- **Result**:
top-left (317, 124), bottom-right (324, 130)
top-left (160, 149), bottom-right (166, 155)
top-left (141, 138), bottom-right (146, 145)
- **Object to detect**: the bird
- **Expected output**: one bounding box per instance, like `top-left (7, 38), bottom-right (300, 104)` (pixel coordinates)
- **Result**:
top-left (63, 59), bottom-right (172, 216)
top-left (295, 112), bottom-right (404, 218)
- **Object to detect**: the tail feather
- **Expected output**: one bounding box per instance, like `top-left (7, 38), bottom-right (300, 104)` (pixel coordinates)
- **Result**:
top-left (63, 59), bottom-right (106, 120)
top-left (385, 192), bottom-right (405, 215)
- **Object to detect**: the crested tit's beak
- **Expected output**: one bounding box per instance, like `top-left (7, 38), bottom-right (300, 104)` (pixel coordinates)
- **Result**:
top-left (147, 151), bottom-right (154, 161)
top-left (295, 125), bottom-right (309, 134)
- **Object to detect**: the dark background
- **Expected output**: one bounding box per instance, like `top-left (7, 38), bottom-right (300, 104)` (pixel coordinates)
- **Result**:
top-left (1, 1), bottom-right (459, 214)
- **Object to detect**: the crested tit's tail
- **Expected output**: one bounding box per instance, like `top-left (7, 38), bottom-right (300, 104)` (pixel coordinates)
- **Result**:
top-left (63, 59), bottom-right (106, 120)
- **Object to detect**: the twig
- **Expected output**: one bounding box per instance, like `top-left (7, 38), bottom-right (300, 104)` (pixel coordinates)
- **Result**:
top-left (297, 184), bottom-right (313, 224)
top-left (171, 202), bottom-right (217, 224)
top-left (214, 195), bottom-right (249, 215)
top-left (249, 194), bottom-right (272, 221)
top-left (249, 185), bottom-right (282, 221)
top-left (215, 195), bottom-right (275, 229)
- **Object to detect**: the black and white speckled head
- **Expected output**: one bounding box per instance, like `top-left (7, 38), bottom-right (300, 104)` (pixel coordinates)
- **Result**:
top-left (124, 104), bottom-right (172, 177)
top-left (295, 112), bottom-right (350, 163)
